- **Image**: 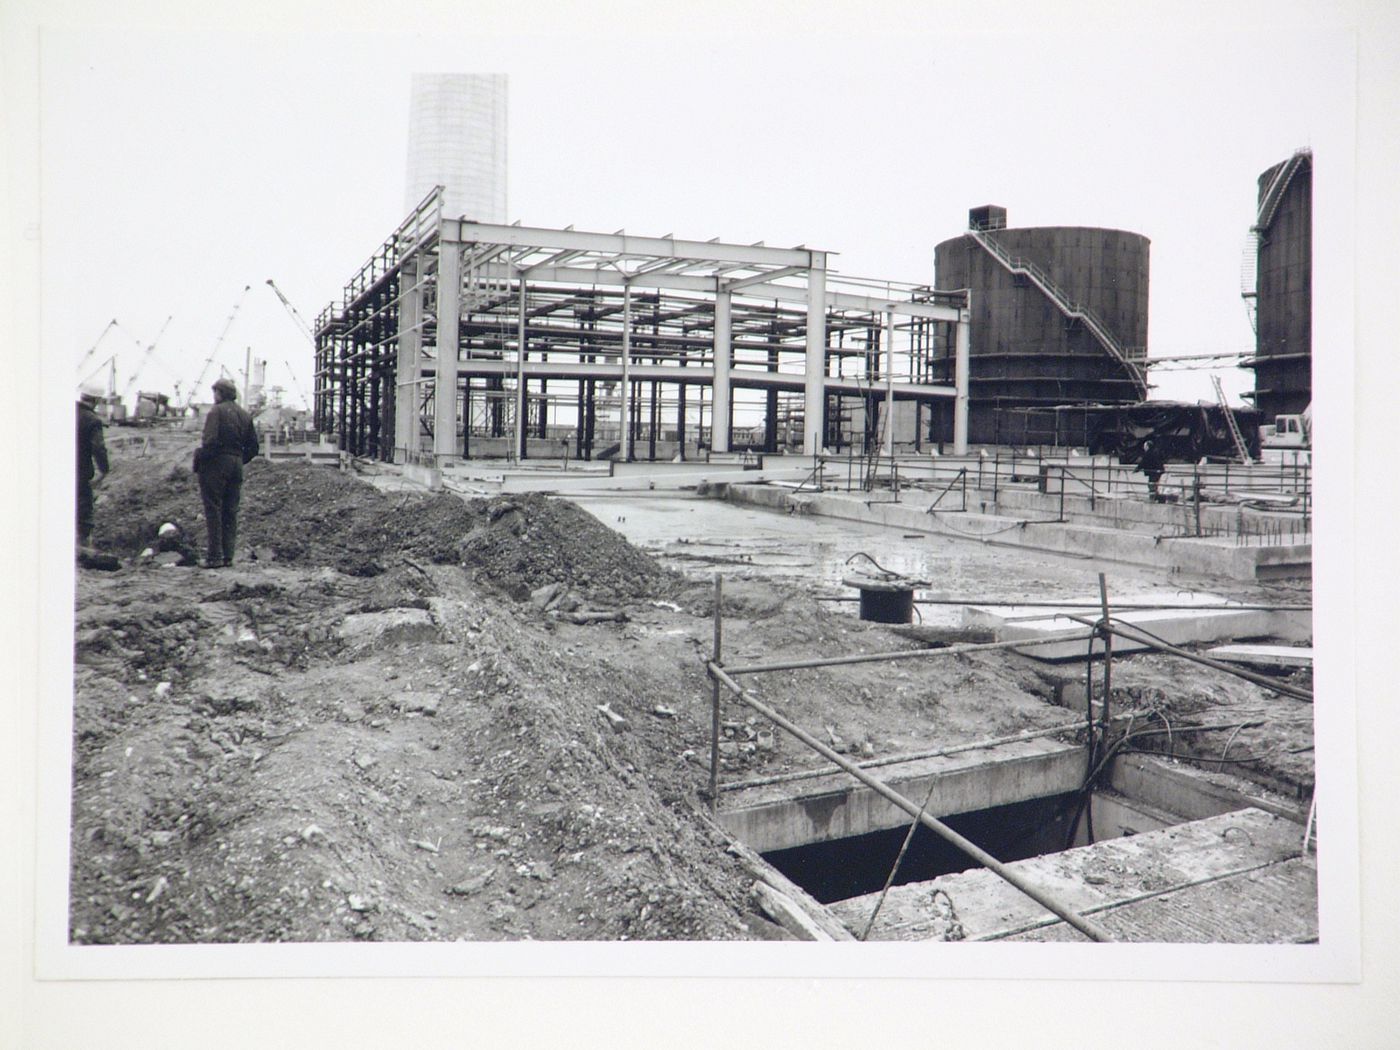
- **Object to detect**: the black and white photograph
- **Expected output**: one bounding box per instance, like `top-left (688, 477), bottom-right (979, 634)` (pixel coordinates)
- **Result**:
top-left (6, 0), bottom-right (1398, 1046)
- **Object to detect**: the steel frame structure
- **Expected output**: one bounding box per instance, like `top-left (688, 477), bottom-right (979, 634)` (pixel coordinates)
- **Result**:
top-left (315, 188), bottom-right (971, 463)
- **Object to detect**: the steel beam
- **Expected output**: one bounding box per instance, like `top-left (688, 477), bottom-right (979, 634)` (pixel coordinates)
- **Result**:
top-left (425, 358), bottom-right (955, 399)
top-left (470, 261), bottom-right (963, 321)
top-left (450, 219), bottom-right (816, 269)
top-left (722, 264), bottom-right (808, 294)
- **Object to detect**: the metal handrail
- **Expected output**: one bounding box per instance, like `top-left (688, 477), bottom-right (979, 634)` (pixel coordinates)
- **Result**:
top-left (968, 229), bottom-right (1145, 393)
top-left (925, 467), bottom-right (969, 513)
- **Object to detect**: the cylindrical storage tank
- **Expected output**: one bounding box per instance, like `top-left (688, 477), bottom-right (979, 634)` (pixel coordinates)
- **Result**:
top-left (1251, 152), bottom-right (1312, 420)
top-left (933, 213), bottom-right (1149, 446)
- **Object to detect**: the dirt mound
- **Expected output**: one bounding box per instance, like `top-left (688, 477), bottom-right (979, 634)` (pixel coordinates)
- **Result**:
top-left (92, 444), bottom-right (675, 603)
top-left (456, 492), bottom-right (677, 603)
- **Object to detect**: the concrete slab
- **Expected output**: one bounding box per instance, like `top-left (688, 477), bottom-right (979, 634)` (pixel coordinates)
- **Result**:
top-left (832, 808), bottom-right (1312, 943)
top-left (961, 592), bottom-right (1304, 661)
top-left (1206, 644), bottom-right (1313, 670)
top-left (718, 483), bottom-right (1311, 581)
top-left (718, 738), bottom-right (1086, 854)
top-left (1001, 858), bottom-right (1317, 943)
top-left (501, 466), bottom-right (814, 495)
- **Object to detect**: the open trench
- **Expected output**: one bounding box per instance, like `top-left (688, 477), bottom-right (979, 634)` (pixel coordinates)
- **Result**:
top-left (580, 493), bottom-right (1318, 944)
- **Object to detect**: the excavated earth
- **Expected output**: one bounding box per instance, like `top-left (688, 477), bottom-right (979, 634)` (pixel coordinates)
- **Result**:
top-left (69, 434), bottom-right (1314, 943)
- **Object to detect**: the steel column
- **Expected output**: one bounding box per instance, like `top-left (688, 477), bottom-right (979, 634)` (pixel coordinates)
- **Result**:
top-left (712, 289), bottom-right (732, 453)
top-left (953, 301), bottom-right (971, 455)
top-left (621, 283), bottom-right (633, 462)
top-left (883, 307), bottom-right (896, 454)
top-left (394, 257), bottom-right (422, 463)
top-left (804, 254), bottom-right (827, 456)
top-left (515, 272), bottom-right (528, 460)
top-left (434, 240), bottom-right (461, 461)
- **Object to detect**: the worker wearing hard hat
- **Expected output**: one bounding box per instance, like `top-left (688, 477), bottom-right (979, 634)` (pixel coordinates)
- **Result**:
top-left (194, 378), bottom-right (259, 568)
top-left (76, 384), bottom-right (110, 551)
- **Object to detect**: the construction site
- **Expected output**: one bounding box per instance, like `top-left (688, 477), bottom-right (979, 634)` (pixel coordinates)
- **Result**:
top-left (69, 77), bottom-right (1318, 948)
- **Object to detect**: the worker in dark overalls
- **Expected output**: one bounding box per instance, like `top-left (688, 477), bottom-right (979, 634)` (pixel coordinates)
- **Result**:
top-left (76, 385), bottom-right (110, 551)
top-left (195, 378), bottom-right (259, 568)
top-left (1137, 439), bottom-right (1166, 502)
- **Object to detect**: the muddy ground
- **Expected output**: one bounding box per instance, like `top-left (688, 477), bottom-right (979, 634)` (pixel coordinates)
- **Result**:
top-left (69, 433), bottom-right (1314, 943)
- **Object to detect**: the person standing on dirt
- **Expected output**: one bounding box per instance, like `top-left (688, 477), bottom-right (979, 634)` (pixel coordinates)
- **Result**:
top-left (195, 378), bottom-right (259, 568)
top-left (76, 385), bottom-right (110, 551)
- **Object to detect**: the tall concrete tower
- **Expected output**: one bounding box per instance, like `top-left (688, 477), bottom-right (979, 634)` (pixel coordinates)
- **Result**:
top-left (404, 74), bottom-right (508, 222)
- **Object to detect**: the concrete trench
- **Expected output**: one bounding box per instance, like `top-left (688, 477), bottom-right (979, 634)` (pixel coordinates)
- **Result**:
top-left (716, 736), bottom-right (1313, 942)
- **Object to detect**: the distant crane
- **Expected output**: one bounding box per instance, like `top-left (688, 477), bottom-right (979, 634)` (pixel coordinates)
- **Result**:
top-left (264, 278), bottom-right (315, 411)
top-left (120, 314), bottom-right (174, 402)
top-left (79, 355), bottom-right (118, 397)
top-left (75, 319), bottom-right (118, 376)
top-left (184, 286), bottom-right (252, 410)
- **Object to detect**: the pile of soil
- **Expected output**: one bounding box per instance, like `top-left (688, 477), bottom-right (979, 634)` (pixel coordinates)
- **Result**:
top-left (91, 441), bottom-right (678, 601)
top-left (455, 492), bottom-right (677, 603)
top-left (71, 436), bottom-right (766, 943)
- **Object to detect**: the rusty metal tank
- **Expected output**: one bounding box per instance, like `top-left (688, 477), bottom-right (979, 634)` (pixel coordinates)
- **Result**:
top-left (933, 207), bottom-right (1150, 445)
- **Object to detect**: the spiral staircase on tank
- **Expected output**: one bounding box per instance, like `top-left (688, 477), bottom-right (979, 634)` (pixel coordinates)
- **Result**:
top-left (1240, 147), bottom-right (1312, 335)
top-left (966, 228), bottom-right (1148, 399)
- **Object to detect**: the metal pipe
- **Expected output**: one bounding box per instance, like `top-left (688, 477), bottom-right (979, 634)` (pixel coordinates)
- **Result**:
top-left (810, 597), bottom-right (1311, 612)
top-left (724, 630), bottom-right (1097, 677)
top-left (709, 575), bottom-right (723, 809)
top-left (1061, 614), bottom-right (1313, 702)
top-left (706, 661), bottom-right (1114, 942)
top-left (1098, 573), bottom-right (1112, 736)
top-left (720, 718), bottom-right (1089, 793)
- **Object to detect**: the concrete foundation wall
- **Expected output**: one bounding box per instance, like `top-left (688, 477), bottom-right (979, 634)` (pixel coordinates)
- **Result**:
top-left (719, 741), bottom-right (1085, 853)
top-left (716, 483), bottom-right (1311, 581)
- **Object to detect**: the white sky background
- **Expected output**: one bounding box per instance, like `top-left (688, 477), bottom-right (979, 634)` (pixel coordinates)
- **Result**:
top-left (42, 22), bottom-right (1352, 413)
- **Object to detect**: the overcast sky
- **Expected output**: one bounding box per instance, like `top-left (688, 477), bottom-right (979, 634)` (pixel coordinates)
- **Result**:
top-left (40, 14), bottom-right (1352, 411)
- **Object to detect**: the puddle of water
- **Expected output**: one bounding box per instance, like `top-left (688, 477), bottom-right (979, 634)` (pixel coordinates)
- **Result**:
top-left (574, 494), bottom-right (1176, 618)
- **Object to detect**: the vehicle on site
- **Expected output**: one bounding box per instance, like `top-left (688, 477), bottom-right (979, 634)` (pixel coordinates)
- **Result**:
top-left (1258, 403), bottom-right (1311, 463)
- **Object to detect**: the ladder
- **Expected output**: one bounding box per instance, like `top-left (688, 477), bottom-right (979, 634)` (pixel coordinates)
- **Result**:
top-left (1211, 374), bottom-right (1253, 464)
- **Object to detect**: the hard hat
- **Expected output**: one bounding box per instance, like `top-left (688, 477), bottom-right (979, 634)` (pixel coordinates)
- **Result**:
top-left (79, 383), bottom-right (103, 403)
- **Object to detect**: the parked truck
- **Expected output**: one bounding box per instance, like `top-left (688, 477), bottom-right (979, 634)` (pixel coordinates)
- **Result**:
top-left (1259, 403), bottom-right (1311, 463)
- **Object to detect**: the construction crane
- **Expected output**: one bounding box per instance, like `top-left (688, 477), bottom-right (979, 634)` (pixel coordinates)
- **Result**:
top-left (75, 319), bottom-right (118, 376)
top-left (266, 279), bottom-right (314, 342)
top-left (120, 315), bottom-right (174, 401)
top-left (184, 286), bottom-right (252, 410)
top-left (79, 355), bottom-right (118, 397)
top-left (264, 278), bottom-right (315, 411)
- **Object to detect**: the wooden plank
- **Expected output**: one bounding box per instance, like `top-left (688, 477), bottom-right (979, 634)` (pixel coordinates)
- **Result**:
top-left (723, 840), bottom-right (856, 941)
top-left (750, 881), bottom-right (836, 942)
